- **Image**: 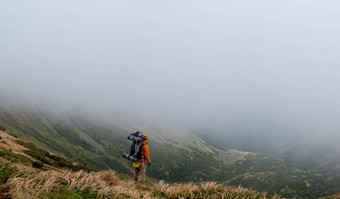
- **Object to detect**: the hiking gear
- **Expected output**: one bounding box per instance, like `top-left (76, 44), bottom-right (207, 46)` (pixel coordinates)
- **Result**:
top-left (122, 153), bottom-right (139, 162)
top-left (128, 132), bottom-right (146, 143)
top-left (122, 131), bottom-right (150, 163)
top-left (129, 132), bottom-right (146, 161)
top-left (129, 142), bottom-right (145, 160)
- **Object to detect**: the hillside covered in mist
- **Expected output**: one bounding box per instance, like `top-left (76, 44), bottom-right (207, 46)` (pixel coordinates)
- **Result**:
top-left (1, 98), bottom-right (340, 198)
top-left (1, 1), bottom-right (340, 198)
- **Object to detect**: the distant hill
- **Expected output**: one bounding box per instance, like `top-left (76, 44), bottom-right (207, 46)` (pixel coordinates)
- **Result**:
top-left (276, 133), bottom-right (340, 170)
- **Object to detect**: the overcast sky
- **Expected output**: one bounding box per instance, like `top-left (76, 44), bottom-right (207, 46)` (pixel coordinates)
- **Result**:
top-left (1, 0), bottom-right (340, 137)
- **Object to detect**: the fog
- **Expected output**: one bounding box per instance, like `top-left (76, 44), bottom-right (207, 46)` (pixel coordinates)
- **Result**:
top-left (1, 0), bottom-right (340, 147)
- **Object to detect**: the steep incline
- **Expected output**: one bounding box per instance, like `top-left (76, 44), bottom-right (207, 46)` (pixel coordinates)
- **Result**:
top-left (0, 98), bottom-right (249, 182)
top-left (0, 129), bottom-right (278, 199)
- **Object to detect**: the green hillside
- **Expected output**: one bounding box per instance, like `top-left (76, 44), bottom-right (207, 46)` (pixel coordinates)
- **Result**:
top-left (0, 130), bottom-right (277, 199)
top-left (0, 99), bottom-right (248, 182)
top-left (1, 99), bottom-right (340, 198)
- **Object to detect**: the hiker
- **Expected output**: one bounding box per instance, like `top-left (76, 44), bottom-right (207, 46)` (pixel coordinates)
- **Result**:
top-left (133, 134), bottom-right (151, 184)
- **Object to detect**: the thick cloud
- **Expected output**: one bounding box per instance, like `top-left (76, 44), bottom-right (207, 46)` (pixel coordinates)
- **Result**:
top-left (1, 0), bottom-right (340, 145)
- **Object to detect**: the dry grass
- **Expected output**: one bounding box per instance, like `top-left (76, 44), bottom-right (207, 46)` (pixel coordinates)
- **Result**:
top-left (150, 181), bottom-right (280, 199)
top-left (6, 170), bottom-right (116, 198)
top-left (321, 192), bottom-right (340, 199)
top-left (0, 130), bottom-right (29, 158)
top-left (4, 168), bottom-right (281, 199)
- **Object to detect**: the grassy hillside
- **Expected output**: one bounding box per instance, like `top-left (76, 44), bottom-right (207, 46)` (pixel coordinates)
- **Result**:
top-left (0, 99), bottom-right (247, 182)
top-left (2, 163), bottom-right (278, 199)
top-left (0, 130), bottom-right (278, 199)
top-left (0, 104), bottom-right (131, 174)
top-left (1, 99), bottom-right (340, 198)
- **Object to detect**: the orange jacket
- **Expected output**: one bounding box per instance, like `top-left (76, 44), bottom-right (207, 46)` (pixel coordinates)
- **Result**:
top-left (141, 134), bottom-right (151, 164)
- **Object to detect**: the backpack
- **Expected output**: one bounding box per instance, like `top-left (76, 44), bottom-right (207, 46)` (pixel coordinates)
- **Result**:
top-left (129, 142), bottom-right (144, 160)
top-left (122, 131), bottom-right (146, 162)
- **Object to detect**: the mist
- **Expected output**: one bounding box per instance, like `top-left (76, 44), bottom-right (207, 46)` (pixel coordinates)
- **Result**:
top-left (1, 0), bottom-right (340, 149)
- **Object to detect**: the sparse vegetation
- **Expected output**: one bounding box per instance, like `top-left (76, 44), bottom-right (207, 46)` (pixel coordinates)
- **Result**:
top-left (72, 162), bottom-right (95, 172)
top-left (0, 162), bottom-right (18, 198)
top-left (0, 147), bottom-right (32, 164)
top-left (0, 126), bottom-right (6, 131)
top-left (15, 140), bottom-right (93, 172)
top-left (4, 169), bottom-right (278, 199)
top-left (32, 161), bottom-right (44, 169)
top-left (0, 162), bottom-right (18, 184)
top-left (152, 182), bottom-right (279, 199)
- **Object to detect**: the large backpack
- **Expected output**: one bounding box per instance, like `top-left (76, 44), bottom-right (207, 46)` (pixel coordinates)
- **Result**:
top-left (129, 142), bottom-right (144, 160)
top-left (122, 131), bottom-right (146, 162)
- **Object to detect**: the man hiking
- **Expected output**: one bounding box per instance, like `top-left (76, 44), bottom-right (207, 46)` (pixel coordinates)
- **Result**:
top-left (133, 134), bottom-right (151, 184)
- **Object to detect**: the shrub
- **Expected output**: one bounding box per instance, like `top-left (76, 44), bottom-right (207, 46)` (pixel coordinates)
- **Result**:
top-left (32, 161), bottom-right (44, 169)
top-left (16, 140), bottom-right (78, 169)
top-left (72, 163), bottom-right (95, 172)
top-left (16, 140), bottom-right (52, 164)
top-left (55, 159), bottom-right (73, 168)
top-left (0, 162), bottom-right (18, 184)
top-left (0, 126), bottom-right (6, 131)
top-left (46, 154), bottom-right (61, 161)
top-left (23, 150), bottom-right (51, 165)
top-left (47, 154), bottom-right (73, 168)
top-left (0, 148), bottom-right (32, 164)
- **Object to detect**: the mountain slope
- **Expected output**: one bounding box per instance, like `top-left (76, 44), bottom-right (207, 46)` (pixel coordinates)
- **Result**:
top-left (0, 98), bottom-right (248, 182)
top-left (2, 98), bottom-right (340, 198)
top-left (0, 129), bottom-right (278, 199)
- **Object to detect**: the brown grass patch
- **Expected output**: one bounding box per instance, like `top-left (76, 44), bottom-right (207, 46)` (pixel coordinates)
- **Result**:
top-left (4, 168), bottom-right (281, 199)
top-left (0, 130), bottom-right (31, 159)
